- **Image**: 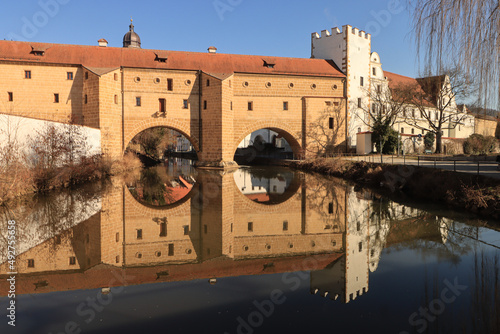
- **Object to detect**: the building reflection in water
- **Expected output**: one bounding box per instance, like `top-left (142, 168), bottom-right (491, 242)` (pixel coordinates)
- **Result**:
top-left (0, 168), bottom-right (456, 302)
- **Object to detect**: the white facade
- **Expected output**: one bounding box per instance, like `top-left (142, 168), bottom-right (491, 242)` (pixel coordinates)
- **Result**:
top-left (312, 25), bottom-right (371, 148)
top-left (312, 25), bottom-right (476, 152)
top-left (233, 168), bottom-right (288, 196)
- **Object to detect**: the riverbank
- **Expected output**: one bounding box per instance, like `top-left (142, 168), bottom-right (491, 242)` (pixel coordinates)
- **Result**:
top-left (290, 158), bottom-right (500, 220)
top-left (0, 152), bottom-right (142, 205)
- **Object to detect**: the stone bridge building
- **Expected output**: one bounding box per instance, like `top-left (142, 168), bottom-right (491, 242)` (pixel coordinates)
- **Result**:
top-left (0, 22), bottom-right (347, 166)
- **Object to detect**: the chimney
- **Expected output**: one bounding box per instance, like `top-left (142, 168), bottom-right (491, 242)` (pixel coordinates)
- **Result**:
top-left (98, 38), bottom-right (108, 47)
top-left (208, 46), bottom-right (217, 54)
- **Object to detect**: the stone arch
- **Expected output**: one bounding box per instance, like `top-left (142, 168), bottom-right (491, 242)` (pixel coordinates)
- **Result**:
top-left (233, 121), bottom-right (302, 159)
top-left (124, 118), bottom-right (200, 154)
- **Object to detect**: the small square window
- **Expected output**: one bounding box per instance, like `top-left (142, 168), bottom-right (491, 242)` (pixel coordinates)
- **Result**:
top-left (159, 98), bottom-right (166, 113)
top-left (248, 222), bottom-right (253, 232)
top-left (283, 221), bottom-right (288, 231)
top-left (283, 101), bottom-right (288, 110)
top-left (67, 72), bottom-right (74, 80)
top-left (160, 222), bottom-right (167, 237)
top-left (25, 70), bottom-right (31, 79)
top-left (136, 229), bottom-right (143, 239)
top-left (183, 99), bottom-right (188, 109)
top-left (167, 78), bottom-right (173, 91)
top-left (8, 92), bottom-right (13, 102)
top-left (54, 93), bottom-right (59, 103)
top-left (27, 259), bottom-right (35, 268)
top-left (248, 101), bottom-right (253, 111)
top-left (136, 97), bottom-right (141, 107)
top-left (69, 256), bottom-right (76, 265)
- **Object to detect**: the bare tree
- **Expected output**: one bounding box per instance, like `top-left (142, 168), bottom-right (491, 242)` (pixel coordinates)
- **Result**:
top-left (400, 68), bottom-right (474, 153)
top-left (357, 82), bottom-right (411, 160)
top-left (302, 102), bottom-right (346, 157)
top-left (409, 0), bottom-right (500, 109)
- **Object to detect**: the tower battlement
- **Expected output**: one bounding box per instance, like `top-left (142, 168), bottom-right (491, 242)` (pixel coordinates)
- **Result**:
top-left (312, 25), bottom-right (371, 41)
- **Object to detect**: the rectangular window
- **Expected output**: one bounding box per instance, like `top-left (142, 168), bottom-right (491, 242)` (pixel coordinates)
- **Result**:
top-left (160, 222), bottom-right (167, 237)
top-left (25, 70), bottom-right (31, 79)
top-left (136, 96), bottom-right (141, 107)
top-left (358, 242), bottom-right (363, 252)
top-left (114, 95), bottom-right (118, 104)
top-left (85, 72), bottom-right (88, 80)
top-left (401, 127), bottom-right (405, 134)
top-left (325, 101), bottom-right (332, 107)
top-left (230, 101), bottom-right (233, 110)
top-left (283, 221), bottom-right (288, 231)
top-left (114, 73), bottom-right (118, 81)
top-left (28, 259), bottom-right (35, 268)
top-left (206, 79), bottom-right (210, 87)
top-left (116, 232), bottom-right (120, 242)
top-left (377, 85), bottom-right (381, 93)
top-left (167, 78), bottom-right (173, 91)
top-left (159, 98), bottom-right (166, 113)
top-left (116, 255), bottom-right (120, 263)
top-left (183, 99), bottom-right (188, 109)
top-left (8, 92), bottom-right (13, 102)
top-left (54, 93), bottom-right (59, 103)
top-left (168, 244), bottom-right (174, 256)
top-left (204, 100), bottom-right (207, 110)
top-left (229, 80), bottom-right (232, 88)
top-left (373, 68), bottom-right (376, 76)
top-left (283, 101), bottom-right (288, 111)
top-left (328, 202), bottom-right (334, 214)
top-left (357, 98), bottom-right (362, 108)
top-left (411, 128), bottom-right (415, 134)
top-left (183, 225), bottom-right (189, 235)
top-left (136, 229), bottom-right (143, 239)
top-left (84, 94), bottom-right (88, 104)
top-left (360, 76), bottom-right (364, 86)
top-left (69, 256), bottom-right (76, 265)
top-left (248, 101), bottom-right (253, 111)
top-left (204, 225), bottom-right (208, 234)
top-left (248, 222), bottom-right (253, 232)
top-left (67, 72), bottom-right (74, 80)
top-left (329, 117), bottom-right (334, 129)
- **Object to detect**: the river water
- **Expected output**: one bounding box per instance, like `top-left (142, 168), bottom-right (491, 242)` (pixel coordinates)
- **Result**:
top-left (0, 159), bottom-right (499, 334)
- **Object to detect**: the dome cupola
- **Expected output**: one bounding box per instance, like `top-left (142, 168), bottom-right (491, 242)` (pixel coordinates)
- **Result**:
top-left (123, 19), bottom-right (141, 48)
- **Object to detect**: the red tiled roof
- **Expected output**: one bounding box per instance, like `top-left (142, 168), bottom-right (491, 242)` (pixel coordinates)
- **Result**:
top-left (0, 40), bottom-right (345, 78)
top-left (384, 71), bottom-right (437, 107)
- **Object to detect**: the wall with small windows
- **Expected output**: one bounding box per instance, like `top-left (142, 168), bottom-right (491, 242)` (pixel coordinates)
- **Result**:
top-left (0, 62), bottom-right (83, 124)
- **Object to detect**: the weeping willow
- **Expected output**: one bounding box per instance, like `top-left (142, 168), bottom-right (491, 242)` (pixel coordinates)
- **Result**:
top-left (409, 0), bottom-right (500, 109)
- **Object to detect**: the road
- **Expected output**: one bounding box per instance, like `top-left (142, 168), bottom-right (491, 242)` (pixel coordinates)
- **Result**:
top-left (344, 155), bottom-right (500, 180)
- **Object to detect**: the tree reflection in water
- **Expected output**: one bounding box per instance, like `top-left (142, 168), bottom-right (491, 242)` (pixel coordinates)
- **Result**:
top-left (127, 165), bottom-right (195, 207)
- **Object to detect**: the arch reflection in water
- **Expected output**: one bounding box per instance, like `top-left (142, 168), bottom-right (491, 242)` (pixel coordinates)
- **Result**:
top-left (126, 158), bottom-right (197, 207)
top-left (233, 167), bottom-right (298, 204)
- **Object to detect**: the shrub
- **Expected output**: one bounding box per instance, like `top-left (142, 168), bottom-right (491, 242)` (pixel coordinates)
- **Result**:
top-left (463, 134), bottom-right (499, 155)
top-left (424, 132), bottom-right (435, 150)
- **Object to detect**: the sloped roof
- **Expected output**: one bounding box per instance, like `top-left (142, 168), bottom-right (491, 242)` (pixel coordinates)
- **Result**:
top-left (0, 40), bottom-right (345, 78)
top-left (384, 71), bottom-right (437, 107)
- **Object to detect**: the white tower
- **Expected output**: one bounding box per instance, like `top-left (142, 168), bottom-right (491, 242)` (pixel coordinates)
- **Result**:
top-left (312, 25), bottom-right (372, 149)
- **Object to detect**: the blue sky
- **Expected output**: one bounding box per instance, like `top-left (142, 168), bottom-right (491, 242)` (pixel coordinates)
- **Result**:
top-left (1, 0), bottom-right (419, 78)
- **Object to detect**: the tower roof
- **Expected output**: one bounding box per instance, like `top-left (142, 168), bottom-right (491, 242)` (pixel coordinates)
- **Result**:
top-left (123, 19), bottom-right (141, 48)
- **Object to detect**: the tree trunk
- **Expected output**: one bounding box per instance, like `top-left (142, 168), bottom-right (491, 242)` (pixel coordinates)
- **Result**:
top-left (435, 130), bottom-right (442, 154)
